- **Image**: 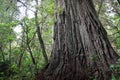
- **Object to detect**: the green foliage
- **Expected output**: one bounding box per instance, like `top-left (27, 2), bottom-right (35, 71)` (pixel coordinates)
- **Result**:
top-left (115, 38), bottom-right (120, 48)
top-left (44, 0), bottom-right (54, 15)
top-left (0, 22), bottom-right (18, 27)
top-left (112, 74), bottom-right (117, 80)
top-left (0, 61), bottom-right (18, 80)
top-left (0, 0), bottom-right (54, 79)
top-left (110, 58), bottom-right (120, 80)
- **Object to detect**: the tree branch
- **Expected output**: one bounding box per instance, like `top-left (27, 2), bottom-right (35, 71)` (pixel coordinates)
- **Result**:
top-left (98, 0), bottom-right (104, 17)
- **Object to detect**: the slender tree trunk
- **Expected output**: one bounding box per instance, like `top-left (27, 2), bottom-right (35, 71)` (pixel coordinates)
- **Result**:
top-left (0, 46), bottom-right (5, 62)
top-left (8, 29), bottom-right (12, 64)
top-left (35, 0), bottom-right (49, 64)
top-left (25, 23), bottom-right (36, 65)
top-left (45, 0), bottom-right (119, 80)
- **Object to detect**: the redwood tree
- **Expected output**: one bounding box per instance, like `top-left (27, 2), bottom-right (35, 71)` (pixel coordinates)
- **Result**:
top-left (45, 0), bottom-right (119, 80)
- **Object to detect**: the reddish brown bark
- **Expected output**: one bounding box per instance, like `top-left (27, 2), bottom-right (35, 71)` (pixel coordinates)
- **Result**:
top-left (45, 0), bottom-right (119, 80)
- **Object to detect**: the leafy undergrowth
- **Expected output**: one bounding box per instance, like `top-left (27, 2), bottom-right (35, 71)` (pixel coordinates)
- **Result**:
top-left (110, 58), bottom-right (120, 80)
top-left (0, 60), bottom-right (47, 80)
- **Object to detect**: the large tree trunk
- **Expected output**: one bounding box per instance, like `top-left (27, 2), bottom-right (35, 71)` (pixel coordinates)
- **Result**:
top-left (45, 0), bottom-right (119, 80)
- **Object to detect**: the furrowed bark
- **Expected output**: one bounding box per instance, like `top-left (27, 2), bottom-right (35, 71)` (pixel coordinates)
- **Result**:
top-left (45, 0), bottom-right (119, 80)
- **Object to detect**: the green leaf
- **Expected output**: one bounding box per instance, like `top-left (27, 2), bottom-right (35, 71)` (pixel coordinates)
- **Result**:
top-left (112, 74), bottom-right (117, 80)
top-left (115, 38), bottom-right (120, 48)
top-left (0, 23), bottom-right (8, 27)
top-left (7, 36), bottom-right (13, 41)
